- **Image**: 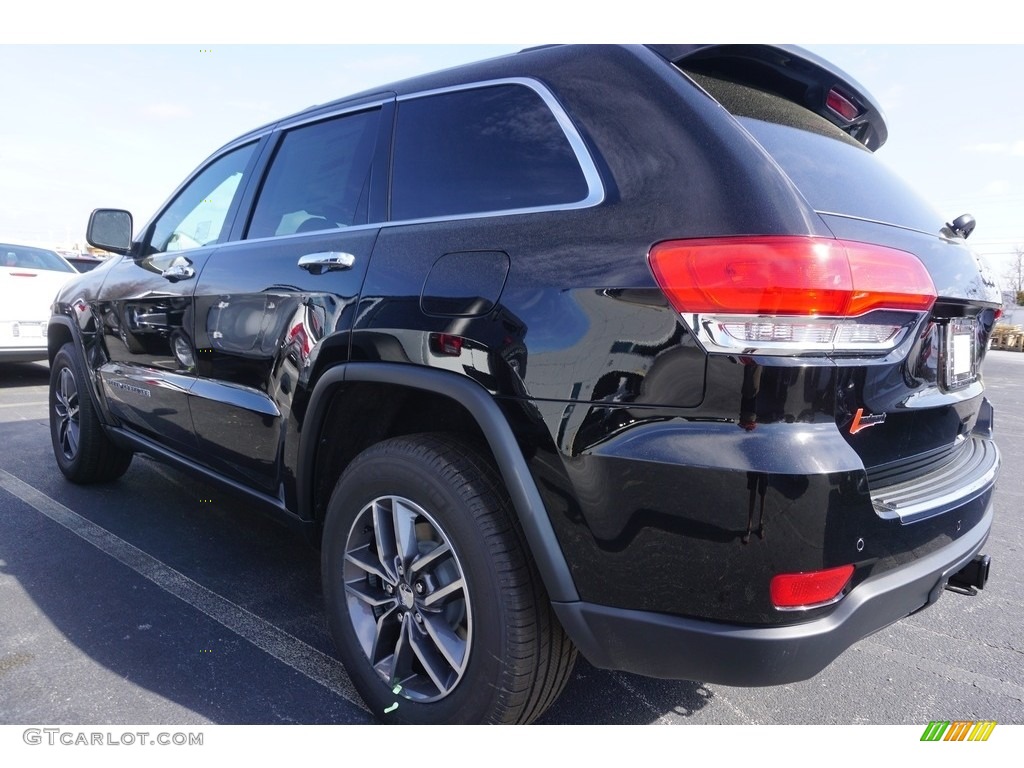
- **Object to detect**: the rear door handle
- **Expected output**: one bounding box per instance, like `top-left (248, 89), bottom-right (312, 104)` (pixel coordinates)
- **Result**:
top-left (298, 252), bottom-right (356, 273)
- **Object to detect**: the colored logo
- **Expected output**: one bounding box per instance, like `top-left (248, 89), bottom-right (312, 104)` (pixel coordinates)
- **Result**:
top-left (849, 408), bottom-right (886, 435)
top-left (920, 720), bottom-right (996, 741)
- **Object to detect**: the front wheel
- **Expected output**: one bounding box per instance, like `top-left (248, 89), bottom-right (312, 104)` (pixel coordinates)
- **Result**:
top-left (49, 342), bottom-right (133, 483)
top-left (321, 434), bottom-right (576, 724)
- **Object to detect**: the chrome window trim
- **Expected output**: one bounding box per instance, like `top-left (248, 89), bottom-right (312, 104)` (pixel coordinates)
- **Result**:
top-left (276, 97), bottom-right (391, 131)
top-left (231, 78), bottom-right (605, 247)
top-left (390, 77), bottom-right (605, 221)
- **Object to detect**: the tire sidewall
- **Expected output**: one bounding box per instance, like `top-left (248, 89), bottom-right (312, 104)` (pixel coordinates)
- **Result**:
top-left (322, 441), bottom-right (516, 724)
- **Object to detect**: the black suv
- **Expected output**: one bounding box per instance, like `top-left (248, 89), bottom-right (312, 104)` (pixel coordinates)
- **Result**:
top-left (48, 45), bottom-right (1000, 724)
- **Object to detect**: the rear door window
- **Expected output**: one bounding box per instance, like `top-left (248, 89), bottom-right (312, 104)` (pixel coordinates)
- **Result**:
top-left (390, 83), bottom-right (590, 221)
top-left (246, 108), bottom-right (382, 239)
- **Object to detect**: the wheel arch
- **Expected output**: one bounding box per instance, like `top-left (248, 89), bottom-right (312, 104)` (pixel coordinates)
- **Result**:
top-left (47, 314), bottom-right (75, 363)
top-left (47, 314), bottom-right (119, 428)
top-left (300, 362), bottom-right (579, 603)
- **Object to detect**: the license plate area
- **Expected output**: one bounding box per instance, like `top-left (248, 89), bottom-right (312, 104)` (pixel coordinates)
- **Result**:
top-left (13, 321), bottom-right (46, 338)
top-left (942, 317), bottom-right (978, 389)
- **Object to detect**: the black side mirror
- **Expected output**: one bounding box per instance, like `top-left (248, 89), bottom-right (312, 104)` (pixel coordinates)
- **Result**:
top-left (86, 209), bottom-right (133, 255)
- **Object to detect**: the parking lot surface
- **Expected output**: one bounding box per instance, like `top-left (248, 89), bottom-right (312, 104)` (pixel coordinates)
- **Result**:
top-left (1, 354), bottom-right (1022, 725)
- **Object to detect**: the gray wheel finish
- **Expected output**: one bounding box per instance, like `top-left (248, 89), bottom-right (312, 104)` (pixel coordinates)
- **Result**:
top-left (49, 342), bottom-right (133, 484)
top-left (322, 434), bottom-right (577, 723)
top-left (343, 495), bottom-right (471, 703)
top-left (53, 365), bottom-right (81, 460)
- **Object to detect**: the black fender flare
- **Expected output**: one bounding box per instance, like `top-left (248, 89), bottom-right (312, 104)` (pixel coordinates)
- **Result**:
top-left (299, 362), bottom-right (579, 603)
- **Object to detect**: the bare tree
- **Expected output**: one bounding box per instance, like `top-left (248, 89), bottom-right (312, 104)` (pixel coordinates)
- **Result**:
top-left (1003, 247), bottom-right (1024, 305)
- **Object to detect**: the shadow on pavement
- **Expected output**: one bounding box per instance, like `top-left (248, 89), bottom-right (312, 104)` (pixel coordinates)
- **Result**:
top-left (0, 361), bottom-right (50, 389)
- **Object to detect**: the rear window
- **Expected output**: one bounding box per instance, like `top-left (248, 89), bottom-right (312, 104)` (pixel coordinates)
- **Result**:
top-left (1, 244), bottom-right (75, 273)
top-left (690, 73), bottom-right (946, 235)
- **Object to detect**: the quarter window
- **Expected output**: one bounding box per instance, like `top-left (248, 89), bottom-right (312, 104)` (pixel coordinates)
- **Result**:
top-left (246, 108), bottom-right (381, 239)
top-left (391, 84), bottom-right (589, 221)
top-left (147, 143), bottom-right (256, 255)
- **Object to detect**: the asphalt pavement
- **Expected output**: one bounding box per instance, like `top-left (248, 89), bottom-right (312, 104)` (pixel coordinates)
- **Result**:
top-left (1, 354), bottom-right (1022, 725)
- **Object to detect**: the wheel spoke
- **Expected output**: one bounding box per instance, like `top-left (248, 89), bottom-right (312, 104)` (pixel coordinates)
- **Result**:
top-left (392, 498), bottom-right (421, 566)
top-left (371, 500), bottom-right (400, 582)
top-left (369, 605), bottom-right (401, 666)
top-left (62, 420), bottom-right (79, 456)
top-left (423, 577), bottom-right (466, 608)
top-left (409, 622), bottom-right (456, 695)
top-left (345, 579), bottom-right (398, 609)
top-left (374, 616), bottom-right (415, 686)
top-left (60, 368), bottom-right (78, 411)
top-left (409, 541), bottom-right (451, 576)
top-left (345, 543), bottom-right (394, 585)
top-left (420, 611), bottom-right (469, 673)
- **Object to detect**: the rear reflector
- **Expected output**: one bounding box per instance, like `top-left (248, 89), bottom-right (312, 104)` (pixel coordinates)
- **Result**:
top-left (770, 564), bottom-right (855, 610)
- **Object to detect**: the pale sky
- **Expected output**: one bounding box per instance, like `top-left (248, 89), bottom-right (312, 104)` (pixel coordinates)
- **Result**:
top-left (2, 9), bottom-right (1023, 280)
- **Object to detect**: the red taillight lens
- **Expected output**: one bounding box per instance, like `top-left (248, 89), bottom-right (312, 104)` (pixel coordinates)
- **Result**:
top-left (770, 564), bottom-right (855, 610)
top-left (649, 237), bottom-right (936, 317)
top-left (429, 333), bottom-right (464, 356)
top-left (826, 88), bottom-right (862, 121)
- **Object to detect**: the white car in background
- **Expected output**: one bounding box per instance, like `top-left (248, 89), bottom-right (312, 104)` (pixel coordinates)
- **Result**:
top-left (1, 243), bottom-right (79, 362)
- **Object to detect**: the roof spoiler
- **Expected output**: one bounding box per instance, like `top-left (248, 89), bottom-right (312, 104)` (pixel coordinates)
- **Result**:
top-left (648, 44), bottom-right (888, 150)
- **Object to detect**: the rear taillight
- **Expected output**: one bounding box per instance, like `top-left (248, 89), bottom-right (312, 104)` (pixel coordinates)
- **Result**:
top-left (770, 564), bottom-right (855, 610)
top-left (649, 236), bottom-right (936, 355)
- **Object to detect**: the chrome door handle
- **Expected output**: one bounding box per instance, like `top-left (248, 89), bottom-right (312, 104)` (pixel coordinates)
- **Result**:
top-left (160, 262), bottom-right (195, 281)
top-left (298, 252), bottom-right (356, 273)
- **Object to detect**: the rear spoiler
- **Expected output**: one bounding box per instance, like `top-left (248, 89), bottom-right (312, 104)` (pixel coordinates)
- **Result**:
top-left (647, 44), bottom-right (888, 150)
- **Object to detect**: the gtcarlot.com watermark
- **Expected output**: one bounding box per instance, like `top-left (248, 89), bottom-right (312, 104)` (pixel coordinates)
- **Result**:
top-left (23, 728), bottom-right (203, 747)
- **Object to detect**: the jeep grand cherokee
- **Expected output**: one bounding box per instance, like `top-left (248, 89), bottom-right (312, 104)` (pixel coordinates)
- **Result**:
top-left (48, 44), bottom-right (1000, 724)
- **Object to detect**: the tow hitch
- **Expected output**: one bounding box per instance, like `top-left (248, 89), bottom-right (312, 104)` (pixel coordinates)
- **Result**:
top-left (946, 554), bottom-right (991, 595)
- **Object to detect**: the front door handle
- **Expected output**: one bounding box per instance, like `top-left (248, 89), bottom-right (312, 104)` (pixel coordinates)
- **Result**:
top-left (160, 258), bottom-right (196, 282)
top-left (298, 252), bottom-right (356, 274)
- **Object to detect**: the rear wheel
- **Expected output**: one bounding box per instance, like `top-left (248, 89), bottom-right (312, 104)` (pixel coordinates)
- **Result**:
top-left (321, 433), bottom-right (576, 724)
top-left (49, 342), bottom-right (133, 483)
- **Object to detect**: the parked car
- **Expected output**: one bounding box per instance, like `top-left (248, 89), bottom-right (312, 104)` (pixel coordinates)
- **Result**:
top-left (47, 44), bottom-right (1001, 724)
top-left (63, 253), bottom-right (107, 272)
top-left (1, 242), bottom-right (78, 362)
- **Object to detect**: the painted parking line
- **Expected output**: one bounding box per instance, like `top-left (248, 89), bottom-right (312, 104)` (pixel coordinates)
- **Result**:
top-left (0, 468), bottom-right (368, 714)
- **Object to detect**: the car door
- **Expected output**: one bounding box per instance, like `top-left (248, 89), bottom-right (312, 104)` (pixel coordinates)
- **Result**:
top-left (95, 140), bottom-right (262, 452)
top-left (186, 99), bottom-right (393, 499)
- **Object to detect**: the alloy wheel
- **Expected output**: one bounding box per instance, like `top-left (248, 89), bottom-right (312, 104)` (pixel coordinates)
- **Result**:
top-left (53, 366), bottom-right (81, 460)
top-left (342, 495), bottom-right (472, 702)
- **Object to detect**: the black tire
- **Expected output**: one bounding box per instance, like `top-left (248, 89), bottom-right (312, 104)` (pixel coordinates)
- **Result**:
top-left (49, 342), bottom-right (133, 484)
top-left (321, 433), bottom-right (576, 724)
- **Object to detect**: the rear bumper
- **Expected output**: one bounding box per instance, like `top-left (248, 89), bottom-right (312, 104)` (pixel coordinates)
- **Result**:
top-left (552, 498), bottom-right (993, 686)
top-left (1, 322), bottom-right (49, 362)
top-left (0, 346), bottom-right (48, 362)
